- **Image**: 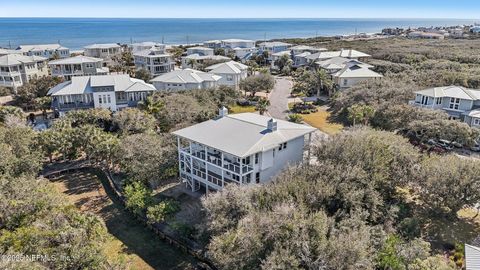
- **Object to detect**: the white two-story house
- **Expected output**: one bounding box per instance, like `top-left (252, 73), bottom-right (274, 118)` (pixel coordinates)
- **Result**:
top-left (151, 69), bottom-right (221, 91)
top-left (0, 54), bottom-right (48, 92)
top-left (410, 86), bottom-right (480, 128)
top-left (84, 43), bottom-right (122, 66)
top-left (17, 44), bottom-right (70, 59)
top-left (173, 108), bottom-right (316, 193)
top-left (221, 39), bottom-right (256, 60)
top-left (47, 74), bottom-right (157, 116)
top-left (133, 47), bottom-right (174, 77)
top-left (49, 55), bottom-right (109, 80)
top-left (205, 61), bottom-right (248, 89)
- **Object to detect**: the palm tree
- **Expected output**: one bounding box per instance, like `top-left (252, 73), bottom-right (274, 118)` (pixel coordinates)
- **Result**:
top-left (314, 69), bottom-right (334, 96)
top-left (256, 98), bottom-right (270, 115)
top-left (139, 95), bottom-right (163, 115)
top-left (187, 58), bottom-right (197, 68)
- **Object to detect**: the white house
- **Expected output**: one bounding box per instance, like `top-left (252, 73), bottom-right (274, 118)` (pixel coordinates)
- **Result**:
top-left (129, 42), bottom-right (165, 53)
top-left (316, 57), bottom-right (373, 74)
top-left (84, 43), bottom-right (122, 66)
top-left (258, 41), bottom-right (292, 61)
top-left (0, 48), bottom-right (20, 57)
top-left (332, 63), bottom-right (383, 89)
top-left (221, 39), bottom-right (256, 59)
top-left (0, 54), bottom-right (48, 91)
top-left (151, 69), bottom-right (221, 91)
top-left (49, 55), bottom-right (109, 80)
top-left (181, 54), bottom-right (230, 69)
top-left (17, 44), bottom-right (70, 59)
top-left (186, 46), bottom-right (214, 56)
top-left (290, 45), bottom-right (327, 55)
top-left (47, 74), bottom-right (156, 116)
top-left (203, 40), bottom-right (222, 49)
top-left (270, 50), bottom-right (292, 69)
top-left (173, 108), bottom-right (316, 193)
top-left (205, 61), bottom-right (248, 89)
top-left (133, 47), bottom-right (175, 77)
top-left (410, 86), bottom-right (480, 127)
top-left (465, 244), bottom-right (480, 270)
top-left (306, 49), bottom-right (371, 63)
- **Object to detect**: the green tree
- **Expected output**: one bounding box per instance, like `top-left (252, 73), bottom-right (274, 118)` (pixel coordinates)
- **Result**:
top-left (124, 181), bottom-right (153, 216)
top-left (347, 104), bottom-right (375, 126)
top-left (0, 105), bottom-right (23, 124)
top-left (239, 73), bottom-right (275, 97)
top-left (135, 68), bottom-right (152, 82)
top-left (113, 108), bottom-right (156, 135)
top-left (255, 98), bottom-right (270, 115)
top-left (287, 113), bottom-right (303, 123)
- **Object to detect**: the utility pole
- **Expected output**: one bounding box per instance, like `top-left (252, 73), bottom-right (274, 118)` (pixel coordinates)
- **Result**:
top-left (162, 36), bottom-right (164, 44)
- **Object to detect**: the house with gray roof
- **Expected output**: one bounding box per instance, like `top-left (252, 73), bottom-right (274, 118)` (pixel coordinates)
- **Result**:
top-left (151, 69), bottom-right (221, 91)
top-left (0, 54), bottom-right (48, 91)
top-left (205, 61), bottom-right (248, 89)
top-left (84, 43), bottom-right (122, 66)
top-left (332, 63), bottom-right (383, 89)
top-left (410, 86), bottom-right (480, 128)
top-left (47, 74), bottom-right (156, 116)
top-left (173, 107), bottom-right (316, 193)
top-left (133, 47), bottom-right (174, 77)
top-left (49, 55), bottom-right (109, 80)
top-left (181, 54), bottom-right (230, 69)
top-left (17, 44), bottom-right (70, 59)
top-left (306, 49), bottom-right (371, 63)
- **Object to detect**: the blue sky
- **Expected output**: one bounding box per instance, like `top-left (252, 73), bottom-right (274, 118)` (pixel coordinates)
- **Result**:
top-left (1, 0), bottom-right (479, 19)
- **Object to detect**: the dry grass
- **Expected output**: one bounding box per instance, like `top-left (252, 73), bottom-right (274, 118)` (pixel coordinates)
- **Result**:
top-left (229, 105), bottom-right (256, 114)
top-left (51, 170), bottom-right (196, 270)
top-left (300, 107), bottom-right (343, 135)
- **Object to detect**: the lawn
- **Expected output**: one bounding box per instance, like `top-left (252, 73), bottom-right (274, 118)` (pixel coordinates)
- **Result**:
top-left (51, 169), bottom-right (197, 270)
top-left (300, 107), bottom-right (343, 135)
top-left (229, 104), bottom-right (256, 114)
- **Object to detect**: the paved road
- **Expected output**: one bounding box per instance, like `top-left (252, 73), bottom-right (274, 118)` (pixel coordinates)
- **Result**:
top-left (267, 76), bottom-right (293, 120)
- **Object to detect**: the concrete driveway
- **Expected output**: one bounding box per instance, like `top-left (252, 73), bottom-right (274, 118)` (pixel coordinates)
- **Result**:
top-left (267, 76), bottom-right (293, 120)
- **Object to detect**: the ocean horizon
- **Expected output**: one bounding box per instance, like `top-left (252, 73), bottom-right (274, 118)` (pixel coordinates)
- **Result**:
top-left (0, 18), bottom-right (477, 50)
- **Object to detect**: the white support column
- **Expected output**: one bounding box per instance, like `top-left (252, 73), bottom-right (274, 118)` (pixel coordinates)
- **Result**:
top-left (221, 152), bottom-right (225, 188)
top-left (239, 157), bottom-right (243, 185)
top-left (177, 137), bottom-right (181, 179)
top-left (189, 141), bottom-right (194, 192)
top-left (307, 133), bottom-right (312, 164)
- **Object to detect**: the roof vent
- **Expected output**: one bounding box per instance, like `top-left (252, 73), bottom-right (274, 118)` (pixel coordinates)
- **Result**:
top-left (267, 118), bottom-right (278, 131)
top-left (219, 106), bottom-right (228, 117)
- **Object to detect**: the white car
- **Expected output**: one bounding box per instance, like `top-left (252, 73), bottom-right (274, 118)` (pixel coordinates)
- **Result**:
top-left (437, 139), bottom-right (453, 150)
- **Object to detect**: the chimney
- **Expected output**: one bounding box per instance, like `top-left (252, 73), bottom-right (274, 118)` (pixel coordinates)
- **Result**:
top-left (219, 106), bottom-right (228, 117)
top-left (267, 118), bottom-right (278, 131)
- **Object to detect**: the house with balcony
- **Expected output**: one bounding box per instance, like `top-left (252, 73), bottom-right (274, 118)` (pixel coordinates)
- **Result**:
top-left (84, 43), bottom-right (122, 66)
top-left (17, 44), bottom-right (70, 59)
top-left (48, 55), bottom-right (109, 80)
top-left (47, 74), bottom-right (157, 116)
top-left (306, 49), bottom-right (371, 64)
top-left (133, 47), bottom-right (175, 77)
top-left (317, 57), bottom-right (373, 74)
top-left (0, 54), bottom-right (48, 92)
top-left (203, 40), bottom-right (222, 49)
top-left (181, 54), bottom-right (230, 69)
top-left (129, 42), bottom-right (166, 53)
top-left (258, 41), bottom-right (292, 61)
top-left (205, 61), bottom-right (248, 89)
top-left (221, 39), bottom-right (256, 60)
top-left (173, 108), bottom-right (316, 193)
top-left (410, 86), bottom-right (480, 128)
top-left (151, 69), bottom-right (221, 91)
top-left (186, 46), bottom-right (214, 56)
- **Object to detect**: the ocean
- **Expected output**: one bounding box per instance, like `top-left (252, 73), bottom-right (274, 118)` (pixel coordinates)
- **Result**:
top-left (0, 18), bottom-right (476, 50)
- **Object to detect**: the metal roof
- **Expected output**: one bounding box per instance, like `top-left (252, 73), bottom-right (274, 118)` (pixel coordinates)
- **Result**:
top-left (415, 86), bottom-right (480, 100)
top-left (205, 61), bottom-right (248, 74)
top-left (0, 54), bottom-right (47, 66)
top-left (172, 112), bottom-right (316, 157)
top-left (151, 69), bottom-right (221, 84)
top-left (49, 55), bottom-right (103, 65)
top-left (84, 43), bottom-right (121, 49)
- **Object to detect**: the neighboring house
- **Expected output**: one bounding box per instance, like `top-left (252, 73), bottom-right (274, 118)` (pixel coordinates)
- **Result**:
top-left (407, 31), bottom-right (445, 39)
top-left (316, 57), bottom-right (373, 74)
top-left (129, 42), bottom-right (165, 53)
top-left (221, 39), bottom-right (256, 60)
top-left (84, 43), bottom-right (122, 66)
top-left (203, 40), bottom-right (222, 49)
top-left (290, 45), bottom-right (327, 55)
top-left (410, 85), bottom-right (480, 127)
top-left (186, 46), bottom-right (214, 56)
top-left (181, 54), bottom-right (230, 69)
top-left (151, 69), bottom-right (221, 91)
top-left (49, 55), bottom-right (108, 80)
top-left (258, 41), bottom-right (292, 60)
top-left (133, 47), bottom-right (175, 77)
top-left (470, 26), bottom-right (480, 34)
top-left (465, 244), bottom-right (480, 270)
top-left (306, 49), bottom-right (371, 63)
top-left (270, 50), bottom-right (292, 69)
top-left (17, 44), bottom-right (70, 59)
top-left (173, 108), bottom-right (316, 193)
top-left (332, 63), bottom-right (383, 89)
top-left (0, 54), bottom-right (48, 91)
top-left (47, 74), bottom-right (156, 116)
top-left (205, 61), bottom-right (248, 89)
top-left (0, 48), bottom-right (19, 57)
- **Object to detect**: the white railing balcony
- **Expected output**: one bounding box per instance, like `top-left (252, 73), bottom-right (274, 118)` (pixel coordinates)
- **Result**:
top-left (181, 148), bottom-right (254, 175)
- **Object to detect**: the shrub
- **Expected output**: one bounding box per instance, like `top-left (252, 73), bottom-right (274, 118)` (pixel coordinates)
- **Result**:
top-left (146, 199), bottom-right (180, 224)
top-left (287, 114), bottom-right (303, 123)
top-left (124, 181), bottom-right (153, 216)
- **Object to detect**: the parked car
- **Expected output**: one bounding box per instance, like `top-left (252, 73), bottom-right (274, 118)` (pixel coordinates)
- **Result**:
top-left (437, 139), bottom-right (453, 150)
top-left (451, 141), bottom-right (463, 148)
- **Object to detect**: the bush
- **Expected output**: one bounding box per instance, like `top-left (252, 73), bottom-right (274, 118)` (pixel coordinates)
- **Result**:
top-left (290, 103), bottom-right (318, 114)
top-left (146, 199), bottom-right (180, 224)
top-left (0, 87), bottom-right (12, 97)
top-left (287, 114), bottom-right (303, 123)
top-left (124, 181), bottom-right (153, 216)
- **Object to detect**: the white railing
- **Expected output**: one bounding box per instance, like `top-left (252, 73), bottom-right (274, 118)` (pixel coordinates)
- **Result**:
top-left (180, 148), bottom-right (253, 175)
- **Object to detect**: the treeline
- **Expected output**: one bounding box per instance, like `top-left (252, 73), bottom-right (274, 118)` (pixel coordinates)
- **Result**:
top-left (201, 128), bottom-right (479, 270)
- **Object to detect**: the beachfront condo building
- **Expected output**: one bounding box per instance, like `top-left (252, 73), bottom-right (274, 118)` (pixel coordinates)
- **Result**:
top-left (151, 69), bottom-right (221, 91)
top-left (17, 44), bottom-right (70, 59)
top-left (173, 108), bottom-right (315, 193)
top-left (133, 47), bottom-right (175, 77)
top-left (49, 55), bottom-right (109, 80)
top-left (0, 54), bottom-right (48, 91)
top-left (47, 74), bottom-right (156, 116)
top-left (84, 43), bottom-right (122, 66)
top-left (205, 61), bottom-right (248, 89)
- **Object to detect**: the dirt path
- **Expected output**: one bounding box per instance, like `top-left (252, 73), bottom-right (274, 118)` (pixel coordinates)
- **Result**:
top-left (51, 169), bottom-right (197, 270)
top-left (267, 76), bottom-right (293, 120)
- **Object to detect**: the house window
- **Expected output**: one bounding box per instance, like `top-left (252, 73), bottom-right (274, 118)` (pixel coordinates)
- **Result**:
top-left (98, 96), bottom-right (102, 104)
top-left (255, 153), bottom-right (259, 164)
top-left (474, 119), bottom-right (480, 125)
top-left (85, 63), bottom-right (94, 68)
top-left (226, 75), bottom-right (234, 81)
top-left (107, 95), bottom-right (111, 103)
top-left (436, 98), bottom-right (442, 105)
top-left (420, 95), bottom-right (428, 105)
top-left (343, 79), bottom-right (348, 86)
top-left (283, 142), bottom-right (287, 149)
top-left (449, 98), bottom-right (460, 110)
top-left (255, 172), bottom-right (260, 184)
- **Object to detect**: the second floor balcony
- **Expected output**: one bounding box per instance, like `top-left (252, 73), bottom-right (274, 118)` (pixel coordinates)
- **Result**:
top-left (180, 147), bottom-right (254, 175)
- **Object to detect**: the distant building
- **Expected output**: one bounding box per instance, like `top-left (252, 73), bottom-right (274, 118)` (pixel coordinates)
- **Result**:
top-left (133, 47), bottom-right (175, 77)
top-left (205, 61), bottom-right (248, 89)
top-left (381, 28), bottom-right (405, 36)
top-left (84, 43), bottom-right (122, 66)
top-left (186, 46), bottom-right (214, 56)
top-left (173, 108), bottom-right (315, 193)
top-left (410, 86), bottom-right (480, 128)
top-left (258, 41), bottom-right (292, 60)
top-left (181, 54), bottom-right (230, 69)
top-left (306, 49), bottom-right (371, 63)
top-left (470, 26), bottom-right (480, 33)
top-left (0, 54), bottom-right (48, 91)
top-left (407, 31), bottom-right (445, 40)
top-left (47, 74), bottom-right (156, 116)
top-left (0, 48), bottom-right (20, 57)
top-left (129, 42), bottom-right (165, 53)
top-left (151, 69), bottom-right (221, 91)
top-left (17, 44), bottom-right (70, 59)
top-left (218, 39), bottom-right (257, 60)
top-left (49, 55), bottom-right (109, 80)
top-left (203, 40), bottom-right (222, 49)
top-left (332, 63), bottom-right (383, 89)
